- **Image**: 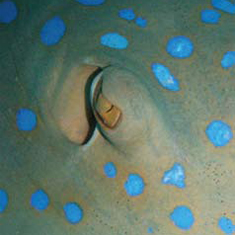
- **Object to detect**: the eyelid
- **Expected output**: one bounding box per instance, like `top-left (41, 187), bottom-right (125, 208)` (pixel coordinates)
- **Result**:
top-left (91, 72), bottom-right (122, 129)
top-left (95, 92), bottom-right (122, 129)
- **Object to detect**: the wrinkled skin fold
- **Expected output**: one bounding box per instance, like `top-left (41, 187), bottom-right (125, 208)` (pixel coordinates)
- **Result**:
top-left (0, 0), bottom-right (235, 234)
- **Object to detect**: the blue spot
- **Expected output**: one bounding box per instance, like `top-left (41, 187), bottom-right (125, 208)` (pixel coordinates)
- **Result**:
top-left (31, 189), bottom-right (49, 211)
top-left (40, 16), bottom-right (66, 46)
top-left (221, 51), bottom-right (235, 69)
top-left (100, 32), bottom-right (129, 49)
top-left (0, 1), bottom-right (17, 23)
top-left (147, 227), bottom-right (154, 233)
top-left (76, 0), bottom-right (105, 5)
top-left (170, 205), bottom-right (195, 230)
top-left (161, 163), bottom-right (185, 188)
top-left (151, 63), bottom-right (180, 92)
top-left (63, 202), bottom-right (83, 224)
top-left (16, 108), bottom-right (37, 131)
top-left (0, 189), bottom-right (8, 213)
top-left (135, 17), bottom-right (147, 28)
top-left (218, 216), bottom-right (235, 234)
top-left (166, 36), bottom-right (194, 59)
top-left (118, 8), bottom-right (135, 20)
top-left (201, 9), bottom-right (221, 24)
top-left (103, 162), bottom-right (117, 178)
top-left (211, 0), bottom-right (235, 14)
top-left (124, 173), bottom-right (145, 197)
top-left (206, 120), bottom-right (233, 147)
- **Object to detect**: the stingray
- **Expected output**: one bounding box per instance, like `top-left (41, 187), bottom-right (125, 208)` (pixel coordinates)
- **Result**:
top-left (0, 0), bottom-right (235, 234)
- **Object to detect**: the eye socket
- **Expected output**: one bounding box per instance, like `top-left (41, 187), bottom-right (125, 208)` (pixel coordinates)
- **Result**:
top-left (53, 64), bottom-right (122, 146)
top-left (90, 70), bottom-right (122, 130)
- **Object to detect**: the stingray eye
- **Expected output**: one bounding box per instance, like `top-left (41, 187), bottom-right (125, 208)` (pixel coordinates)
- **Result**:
top-left (53, 64), bottom-right (122, 146)
top-left (90, 70), bottom-right (122, 130)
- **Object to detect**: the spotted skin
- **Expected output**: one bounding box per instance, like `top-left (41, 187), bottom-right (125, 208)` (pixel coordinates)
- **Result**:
top-left (0, 0), bottom-right (235, 234)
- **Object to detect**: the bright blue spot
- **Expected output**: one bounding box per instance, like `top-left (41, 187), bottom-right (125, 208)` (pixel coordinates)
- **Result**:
top-left (124, 173), bottom-right (145, 197)
top-left (31, 189), bottom-right (49, 211)
top-left (151, 63), bottom-right (180, 92)
top-left (211, 0), bottom-right (235, 14)
top-left (147, 227), bottom-right (154, 233)
top-left (100, 32), bottom-right (129, 49)
top-left (103, 162), bottom-right (117, 178)
top-left (76, 0), bottom-right (105, 5)
top-left (221, 51), bottom-right (235, 69)
top-left (206, 120), bottom-right (233, 147)
top-left (0, 189), bottom-right (8, 213)
top-left (161, 163), bottom-right (185, 188)
top-left (0, 1), bottom-right (17, 23)
top-left (118, 8), bottom-right (135, 20)
top-left (16, 108), bottom-right (37, 131)
top-left (135, 17), bottom-right (147, 28)
top-left (63, 202), bottom-right (83, 224)
top-left (170, 205), bottom-right (195, 230)
top-left (201, 9), bottom-right (221, 24)
top-left (40, 16), bottom-right (66, 46)
top-left (218, 216), bottom-right (235, 234)
top-left (166, 36), bottom-right (194, 59)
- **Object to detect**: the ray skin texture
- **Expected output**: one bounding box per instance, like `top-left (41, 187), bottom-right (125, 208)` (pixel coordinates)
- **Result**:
top-left (0, 0), bottom-right (235, 234)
